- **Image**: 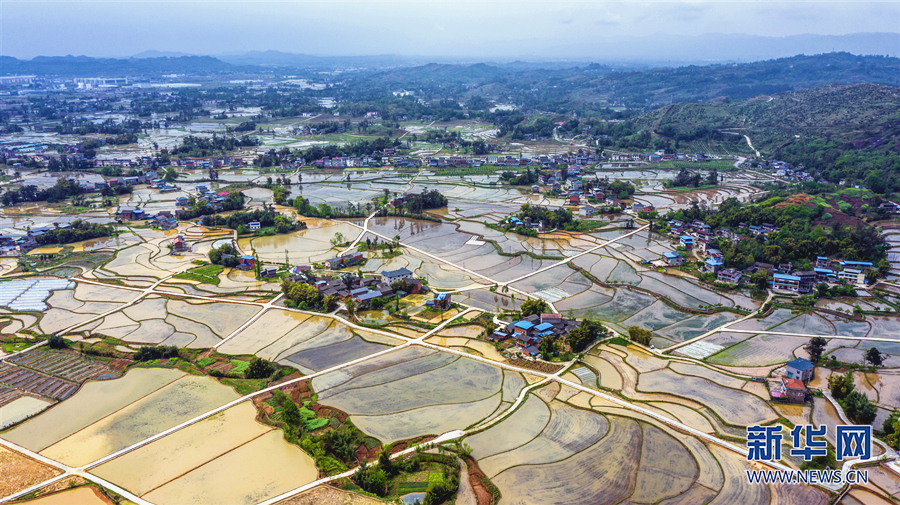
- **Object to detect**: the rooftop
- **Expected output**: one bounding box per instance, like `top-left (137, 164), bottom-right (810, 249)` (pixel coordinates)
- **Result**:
top-left (382, 267), bottom-right (413, 278)
top-left (514, 320), bottom-right (535, 330)
top-left (786, 358), bottom-right (814, 371)
top-left (782, 377), bottom-right (807, 390)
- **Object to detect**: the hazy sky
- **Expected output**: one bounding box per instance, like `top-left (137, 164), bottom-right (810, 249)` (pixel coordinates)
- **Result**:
top-left (1, 0), bottom-right (898, 59)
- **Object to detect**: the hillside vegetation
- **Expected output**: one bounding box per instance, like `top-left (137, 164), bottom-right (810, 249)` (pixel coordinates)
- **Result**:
top-left (629, 83), bottom-right (900, 191)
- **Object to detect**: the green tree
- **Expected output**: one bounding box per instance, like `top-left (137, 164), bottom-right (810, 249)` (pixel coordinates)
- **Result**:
top-left (866, 347), bottom-right (884, 367)
top-left (378, 445), bottom-right (396, 476)
top-left (828, 370), bottom-right (855, 400)
top-left (750, 268), bottom-right (769, 290)
top-left (539, 337), bottom-right (556, 360)
top-left (865, 268), bottom-right (879, 284)
top-left (883, 412), bottom-right (900, 449)
top-left (520, 298), bottom-right (549, 318)
top-left (844, 391), bottom-right (877, 424)
top-left (566, 319), bottom-right (605, 352)
top-left (47, 335), bottom-right (67, 349)
top-left (164, 167), bottom-right (178, 182)
top-left (272, 185), bottom-right (289, 206)
top-left (282, 399), bottom-right (302, 427)
top-left (244, 357), bottom-right (276, 379)
top-left (354, 462), bottom-right (388, 497)
top-left (345, 297), bottom-right (357, 318)
top-left (805, 337), bottom-right (827, 363)
top-left (627, 326), bottom-right (652, 346)
top-left (324, 426), bottom-right (361, 464)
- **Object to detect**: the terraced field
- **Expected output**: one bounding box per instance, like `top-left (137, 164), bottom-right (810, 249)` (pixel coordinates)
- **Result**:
top-left (464, 394), bottom-right (729, 505)
top-left (0, 172), bottom-right (866, 504)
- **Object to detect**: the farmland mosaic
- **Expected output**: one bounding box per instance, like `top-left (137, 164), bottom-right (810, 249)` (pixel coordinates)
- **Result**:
top-left (1, 152), bottom-right (898, 505)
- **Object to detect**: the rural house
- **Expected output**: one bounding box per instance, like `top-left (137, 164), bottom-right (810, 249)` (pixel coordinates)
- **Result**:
top-left (778, 378), bottom-right (808, 403)
top-left (785, 358), bottom-right (815, 382)
top-left (716, 268), bottom-right (742, 285)
top-left (381, 267), bottom-right (413, 284)
top-left (663, 252), bottom-right (684, 267)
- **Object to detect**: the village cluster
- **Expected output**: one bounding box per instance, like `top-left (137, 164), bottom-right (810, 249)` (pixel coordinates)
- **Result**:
top-left (658, 218), bottom-right (880, 291)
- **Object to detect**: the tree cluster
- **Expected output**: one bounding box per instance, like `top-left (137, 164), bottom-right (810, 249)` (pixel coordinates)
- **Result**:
top-left (664, 168), bottom-right (717, 188)
top-left (404, 189), bottom-right (448, 213)
top-left (670, 197), bottom-right (888, 270)
top-left (176, 192), bottom-right (246, 221)
top-left (202, 204), bottom-right (304, 234)
top-left (828, 371), bottom-right (877, 424)
top-left (35, 220), bottom-right (113, 245)
top-left (133, 345), bottom-right (179, 361)
top-left (281, 279), bottom-right (338, 312)
top-left (208, 243), bottom-right (240, 268)
top-left (627, 326), bottom-right (653, 346)
top-left (566, 319), bottom-right (605, 352)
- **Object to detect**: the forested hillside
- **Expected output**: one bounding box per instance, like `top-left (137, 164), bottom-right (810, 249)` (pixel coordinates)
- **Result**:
top-left (627, 83), bottom-right (900, 191)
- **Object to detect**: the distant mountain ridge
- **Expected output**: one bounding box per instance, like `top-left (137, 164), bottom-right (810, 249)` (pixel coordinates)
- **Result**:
top-left (0, 55), bottom-right (236, 76)
top-left (360, 52), bottom-right (900, 107)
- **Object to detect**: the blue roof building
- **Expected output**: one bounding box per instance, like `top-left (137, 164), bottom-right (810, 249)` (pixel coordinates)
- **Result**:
top-left (786, 358), bottom-right (814, 371)
top-left (786, 357), bottom-right (815, 381)
top-left (357, 290), bottom-right (383, 302)
top-left (663, 252), bottom-right (679, 259)
top-left (840, 261), bottom-right (873, 268)
top-left (514, 321), bottom-right (535, 330)
top-left (534, 322), bottom-right (554, 332)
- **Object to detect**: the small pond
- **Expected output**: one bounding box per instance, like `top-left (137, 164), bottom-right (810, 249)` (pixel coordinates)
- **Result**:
top-left (401, 492), bottom-right (426, 505)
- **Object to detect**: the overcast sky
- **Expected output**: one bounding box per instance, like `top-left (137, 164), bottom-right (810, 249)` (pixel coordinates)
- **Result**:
top-left (1, 1), bottom-right (898, 60)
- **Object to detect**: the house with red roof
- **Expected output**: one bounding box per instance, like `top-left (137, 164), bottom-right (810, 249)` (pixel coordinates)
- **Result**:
top-left (779, 378), bottom-right (807, 403)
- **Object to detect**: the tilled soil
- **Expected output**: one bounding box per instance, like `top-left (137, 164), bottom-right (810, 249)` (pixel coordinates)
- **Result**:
top-left (0, 446), bottom-right (63, 497)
